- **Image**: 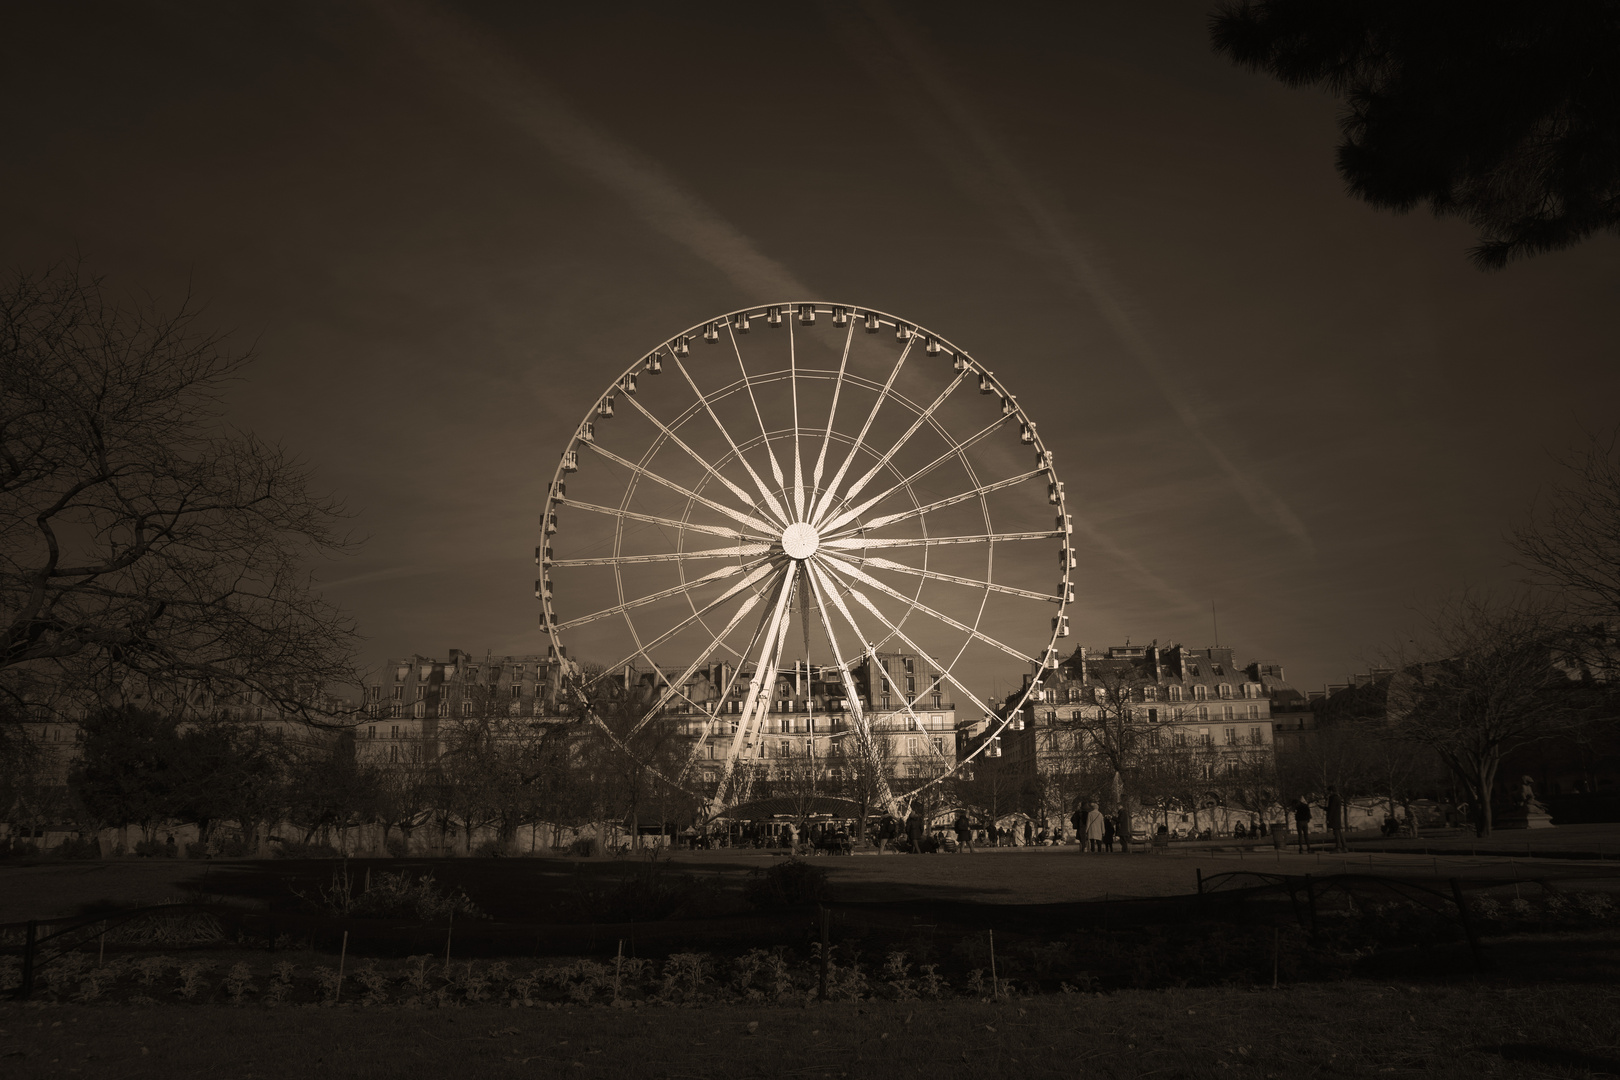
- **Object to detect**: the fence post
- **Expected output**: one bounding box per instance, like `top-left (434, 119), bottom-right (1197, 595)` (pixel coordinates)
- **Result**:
top-left (1303, 874), bottom-right (1319, 937)
top-left (18, 920), bottom-right (37, 1000)
top-left (1449, 878), bottom-right (1485, 972)
top-left (817, 906), bottom-right (830, 1001)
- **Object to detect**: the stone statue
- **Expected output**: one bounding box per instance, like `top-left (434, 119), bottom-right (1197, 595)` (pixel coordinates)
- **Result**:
top-left (1519, 775), bottom-right (1548, 814)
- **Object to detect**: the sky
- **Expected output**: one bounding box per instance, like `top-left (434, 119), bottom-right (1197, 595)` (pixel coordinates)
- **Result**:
top-left (4, 1), bottom-right (1618, 697)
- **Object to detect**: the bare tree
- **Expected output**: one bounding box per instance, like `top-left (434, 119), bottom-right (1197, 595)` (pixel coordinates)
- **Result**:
top-left (1514, 429), bottom-right (1620, 627)
top-left (1387, 593), bottom-right (1595, 836)
top-left (0, 263), bottom-right (358, 724)
top-left (1058, 660), bottom-right (1160, 852)
top-left (828, 724), bottom-right (898, 842)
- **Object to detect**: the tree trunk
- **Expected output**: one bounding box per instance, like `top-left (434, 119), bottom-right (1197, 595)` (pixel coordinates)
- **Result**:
top-left (1476, 759), bottom-right (1498, 837)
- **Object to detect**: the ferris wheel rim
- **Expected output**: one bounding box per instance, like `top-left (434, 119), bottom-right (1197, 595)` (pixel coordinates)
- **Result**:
top-left (540, 303), bottom-right (1073, 816)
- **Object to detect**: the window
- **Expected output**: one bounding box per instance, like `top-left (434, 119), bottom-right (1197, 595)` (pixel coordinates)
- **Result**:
top-left (1148, 730), bottom-right (1161, 747)
top-left (932, 737), bottom-right (945, 755)
top-left (906, 736), bottom-right (920, 756)
top-left (488, 667), bottom-right (502, 683)
top-left (514, 665), bottom-right (524, 679)
top-left (1197, 706), bottom-right (1208, 721)
top-left (932, 692), bottom-right (942, 707)
top-left (1248, 705), bottom-right (1260, 719)
top-left (906, 677), bottom-right (916, 695)
top-left (389, 745), bottom-right (399, 763)
top-left (1142, 686), bottom-right (1157, 701)
top-left (463, 702), bottom-right (473, 717)
top-left (1071, 709), bottom-right (1083, 721)
top-left (414, 685), bottom-right (425, 701)
top-left (1147, 707), bottom-right (1158, 723)
top-left (367, 725), bottom-right (376, 739)
top-left (1224, 726), bottom-right (1237, 744)
top-left (1198, 727), bottom-right (1211, 745)
top-left (467, 667), bottom-right (479, 680)
top-left (390, 704), bottom-right (401, 718)
top-left (392, 686), bottom-right (403, 701)
top-left (1193, 685), bottom-right (1207, 701)
top-left (779, 716), bottom-right (789, 733)
top-left (413, 702), bottom-right (425, 719)
top-left (1173, 730), bottom-right (1186, 747)
top-left (1213, 665), bottom-right (1225, 676)
top-left (1218, 684), bottom-right (1231, 699)
top-left (510, 684), bottom-right (521, 700)
top-left (904, 658), bottom-right (915, 675)
top-left (1249, 726), bottom-right (1263, 744)
top-left (1190, 664), bottom-right (1201, 677)
top-left (1168, 686), bottom-right (1182, 702)
top-left (1223, 706), bottom-right (1234, 720)
top-left (437, 702), bottom-right (449, 718)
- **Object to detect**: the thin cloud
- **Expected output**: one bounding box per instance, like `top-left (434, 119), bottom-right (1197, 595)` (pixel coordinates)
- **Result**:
top-left (849, 1), bottom-right (1314, 554)
top-left (372, 1), bottom-right (810, 302)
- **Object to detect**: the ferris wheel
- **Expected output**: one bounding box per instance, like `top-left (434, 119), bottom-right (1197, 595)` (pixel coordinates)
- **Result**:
top-left (537, 303), bottom-right (1072, 816)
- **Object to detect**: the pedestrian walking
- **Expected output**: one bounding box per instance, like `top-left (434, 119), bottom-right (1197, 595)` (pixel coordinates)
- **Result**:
top-left (1069, 806), bottom-right (1085, 847)
top-left (954, 812), bottom-right (975, 853)
top-left (906, 810), bottom-right (925, 854)
top-left (1293, 796), bottom-right (1313, 854)
top-left (1327, 785), bottom-right (1348, 852)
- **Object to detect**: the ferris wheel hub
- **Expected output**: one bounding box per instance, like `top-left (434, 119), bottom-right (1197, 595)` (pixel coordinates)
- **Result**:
top-left (780, 521), bottom-right (820, 561)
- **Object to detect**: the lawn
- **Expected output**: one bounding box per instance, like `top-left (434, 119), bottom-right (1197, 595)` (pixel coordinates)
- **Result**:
top-left (4, 982), bottom-right (1618, 1079)
top-left (7, 844), bottom-right (1612, 924)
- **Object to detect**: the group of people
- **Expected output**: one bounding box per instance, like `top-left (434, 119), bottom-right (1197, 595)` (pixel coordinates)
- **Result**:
top-left (1068, 804), bottom-right (1120, 852)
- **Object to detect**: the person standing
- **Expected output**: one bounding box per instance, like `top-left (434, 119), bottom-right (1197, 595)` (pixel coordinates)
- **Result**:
top-left (1327, 785), bottom-right (1347, 852)
top-left (1293, 797), bottom-right (1313, 854)
top-left (1024, 820), bottom-right (1033, 847)
top-left (1085, 805), bottom-right (1104, 852)
top-left (906, 810), bottom-right (925, 854)
top-left (1102, 815), bottom-right (1115, 853)
top-left (1069, 806), bottom-right (1085, 848)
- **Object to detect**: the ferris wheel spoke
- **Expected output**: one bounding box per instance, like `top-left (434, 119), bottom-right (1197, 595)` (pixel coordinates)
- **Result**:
top-left (555, 556), bottom-right (776, 632)
top-left (789, 318), bottom-right (805, 521)
top-left (728, 327), bottom-right (790, 500)
top-left (582, 560), bottom-right (785, 696)
top-left (562, 498), bottom-right (773, 542)
top-left (673, 356), bottom-right (792, 525)
top-left (802, 562), bottom-right (899, 815)
top-left (583, 441), bottom-right (779, 535)
top-left (812, 558), bottom-right (998, 718)
top-left (853, 470), bottom-right (1045, 534)
top-left (806, 561), bottom-right (928, 733)
top-left (818, 413), bottom-right (1016, 536)
top-left (549, 544), bottom-right (771, 568)
top-left (811, 319), bottom-right (857, 507)
top-left (710, 567), bottom-right (799, 811)
top-left (843, 554), bottom-right (1061, 603)
top-left (627, 587), bottom-right (770, 738)
top-left (809, 335), bottom-right (916, 525)
top-left (619, 390), bottom-right (762, 515)
top-left (822, 530), bottom-right (1063, 551)
top-left (822, 368), bottom-right (970, 523)
top-left (817, 553), bottom-right (1040, 667)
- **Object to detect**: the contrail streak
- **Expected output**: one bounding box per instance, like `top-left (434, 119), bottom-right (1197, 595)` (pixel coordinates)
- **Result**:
top-left (852, 1), bottom-right (1313, 553)
top-left (372, 1), bottom-right (810, 300)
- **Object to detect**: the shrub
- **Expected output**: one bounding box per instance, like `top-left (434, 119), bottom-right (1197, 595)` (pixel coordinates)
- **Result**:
top-left (385, 835), bottom-right (411, 859)
top-left (51, 835), bottom-right (100, 859)
top-left (315, 870), bottom-right (486, 921)
top-left (473, 838), bottom-right (509, 858)
top-left (133, 839), bottom-right (166, 857)
top-left (568, 837), bottom-right (596, 857)
top-left (0, 839), bottom-right (40, 859)
top-left (744, 858), bottom-right (828, 908)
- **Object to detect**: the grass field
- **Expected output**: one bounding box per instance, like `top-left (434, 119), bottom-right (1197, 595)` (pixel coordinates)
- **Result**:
top-left (4, 981), bottom-right (1618, 1079)
top-left (6, 842), bottom-right (1616, 924)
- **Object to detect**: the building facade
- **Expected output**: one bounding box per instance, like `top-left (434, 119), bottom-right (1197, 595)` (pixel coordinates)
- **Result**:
top-left (973, 641), bottom-right (1282, 836)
